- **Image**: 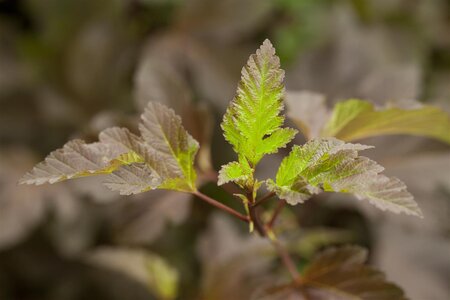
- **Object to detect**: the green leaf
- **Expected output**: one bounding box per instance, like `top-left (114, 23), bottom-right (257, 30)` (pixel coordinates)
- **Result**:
top-left (267, 138), bottom-right (422, 217)
top-left (321, 99), bottom-right (450, 143)
top-left (217, 160), bottom-right (252, 187)
top-left (221, 39), bottom-right (297, 166)
top-left (20, 102), bottom-right (199, 194)
top-left (300, 246), bottom-right (408, 300)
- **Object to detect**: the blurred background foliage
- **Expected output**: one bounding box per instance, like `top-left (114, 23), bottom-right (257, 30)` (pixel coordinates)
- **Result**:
top-left (0, 0), bottom-right (449, 299)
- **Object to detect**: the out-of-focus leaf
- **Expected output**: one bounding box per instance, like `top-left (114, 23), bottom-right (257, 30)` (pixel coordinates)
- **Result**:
top-left (285, 6), bottom-right (422, 104)
top-left (291, 228), bottom-right (354, 259)
top-left (300, 246), bottom-right (408, 300)
top-left (85, 247), bottom-right (179, 300)
top-left (321, 99), bottom-right (450, 144)
top-left (20, 102), bottom-right (200, 193)
top-left (113, 190), bottom-right (191, 244)
top-left (287, 94), bottom-right (450, 145)
top-left (0, 147), bottom-right (91, 253)
top-left (375, 223), bottom-right (450, 300)
top-left (285, 91), bottom-right (329, 140)
top-left (267, 138), bottom-right (422, 217)
top-left (0, 149), bottom-right (50, 249)
top-left (134, 36), bottom-right (214, 173)
top-left (177, 0), bottom-right (273, 42)
top-left (134, 36), bottom-right (192, 113)
top-left (250, 246), bottom-right (410, 300)
top-left (197, 214), bottom-right (274, 300)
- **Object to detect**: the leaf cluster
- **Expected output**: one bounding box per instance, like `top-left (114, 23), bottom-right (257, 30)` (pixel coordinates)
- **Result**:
top-left (20, 39), bottom-right (450, 299)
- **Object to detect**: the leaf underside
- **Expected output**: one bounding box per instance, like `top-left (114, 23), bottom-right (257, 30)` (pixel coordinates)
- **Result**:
top-left (219, 39), bottom-right (296, 187)
top-left (266, 138), bottom-right (422, 217)
top-left (321, 99), bottom-right (450, 144)
top-left (20, 102), bottom-right (199, 194)
top-left (301, 246), bottom-right (408, 300)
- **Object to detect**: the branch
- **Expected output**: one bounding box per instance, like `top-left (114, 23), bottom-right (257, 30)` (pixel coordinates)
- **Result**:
top-left (200, 170), bottom-right (243, 200)
top-left (193, 191), bottom-right (249, 222)
top-left (254, 191), bottom-right (276, 207)
top-left (267, 200), bottom-right (286, 229)
top-left (271, 237), bottom-right (301, 282)
top-left (247, 194), bottom-right (300, 282)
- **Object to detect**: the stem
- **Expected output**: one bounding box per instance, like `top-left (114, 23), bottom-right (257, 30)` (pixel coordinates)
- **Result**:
top-left (193, 191), bottom-right (249, 222)
top-left (271, 238), bottom-right (301, 282)
top-left (267, 200), bottom-right (286, 229)
top-left (253, 191), bottom-right (276, 207)
top-left (247, 190), bottom-right (267, 236)
top-left (248, 194), bottom-right (300, 281)
top-left (201, 170), bottom-right (242, 199)
top-left (249, 205), bottom-right (266, 236)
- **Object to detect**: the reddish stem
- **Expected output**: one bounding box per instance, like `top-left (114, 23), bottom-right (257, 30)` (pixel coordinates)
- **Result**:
top-left (254, 191), bottom-right (276, 207)
top-left (267, 200), bottom-right (286, 229)
top-left (271, 238), bottom-right (301, 282)
top-left (193, 191), bottom-right (249, 222)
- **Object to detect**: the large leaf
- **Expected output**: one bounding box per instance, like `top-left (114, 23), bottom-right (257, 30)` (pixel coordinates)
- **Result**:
top-left (266, 138), bottom-right (422, 217)
top-left (18, 139), bottom-right (131, 185)
top-left (300, 246), bottom-right (408, 300)
top-left (221, 39), bottom-right (297, 167)
top-left (138, 102), bottom-right (199, 191)
top-left (20, 102), bottom-right (199, 193)
top-left (321, 99), bottom-right (450, 143)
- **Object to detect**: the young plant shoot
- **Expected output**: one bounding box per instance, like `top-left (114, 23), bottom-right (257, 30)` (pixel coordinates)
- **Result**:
top-left (22, 39), bottom-right (450, 299)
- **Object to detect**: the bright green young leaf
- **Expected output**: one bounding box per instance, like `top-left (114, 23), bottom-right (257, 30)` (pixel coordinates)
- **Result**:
top-left (300, 246), bottom-right (408, 300)
top-left (20, 102), bottom-right (199, 194)
top-left (221, 39), bottom-right (297, 167)
top-left (267, 138), bottom-right (422, 217)
top-left (217, 159), bottom-right (252, 187)
top-left (321, 99), bottom-right (450, 143)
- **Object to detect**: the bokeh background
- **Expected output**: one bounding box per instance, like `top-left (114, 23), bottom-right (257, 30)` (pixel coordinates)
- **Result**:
top-left (1, 0), bottom-right (449, 299)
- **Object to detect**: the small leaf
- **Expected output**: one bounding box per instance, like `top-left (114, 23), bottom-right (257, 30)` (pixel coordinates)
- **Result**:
top-left (217, 160), bottom-right (252, 187)
top-left (300, 246), bottom-right (408, 300)
top-left (221, 39), bottom-right (297, 166)
top-left (20, 102), bottom-right (200, 194)
top-left (267, 138), bottom-right (422, 217)
top-left (321, 99), bottom-right (450, 144)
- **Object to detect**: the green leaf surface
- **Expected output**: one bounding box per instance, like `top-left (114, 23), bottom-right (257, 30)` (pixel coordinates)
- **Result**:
top-left (20, 102), bottom-right (199, 194)
top-left (217, 160), bottom-right (252, 187)
top-left (267, 138), bottom-right (422, 217)
top-left (221, 39), bottom-right (297, 166)
top-left (321, 99), bottom-right (450, 143)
